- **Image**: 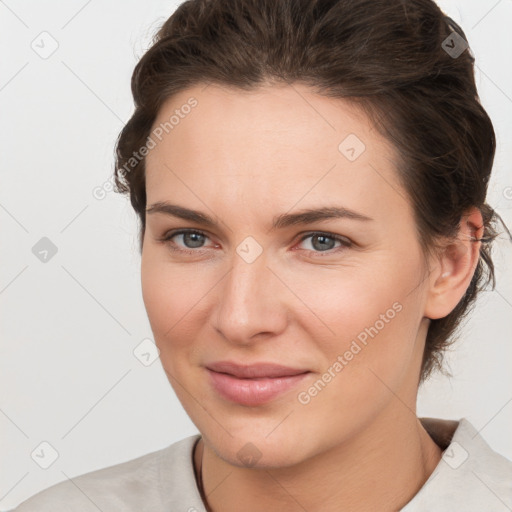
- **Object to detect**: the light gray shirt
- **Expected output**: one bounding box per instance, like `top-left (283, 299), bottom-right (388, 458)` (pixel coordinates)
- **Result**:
top-left (12, 417), bottom-right (512, 511)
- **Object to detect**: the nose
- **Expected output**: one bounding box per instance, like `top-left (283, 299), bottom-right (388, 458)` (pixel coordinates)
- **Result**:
top-left (212, 246), bottom-right (288, 346)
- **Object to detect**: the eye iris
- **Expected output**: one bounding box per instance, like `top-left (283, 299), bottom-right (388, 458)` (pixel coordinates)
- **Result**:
top-left (183, 232), bottom-right (205, 248)
top-left (312, 234), bottom-right (335, 251)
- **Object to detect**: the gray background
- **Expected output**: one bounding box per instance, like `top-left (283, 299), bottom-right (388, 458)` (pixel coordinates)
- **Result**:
top-left (1, 0), bottom-right (511, 509)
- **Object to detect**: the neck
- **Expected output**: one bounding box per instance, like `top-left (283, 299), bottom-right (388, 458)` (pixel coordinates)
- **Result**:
top-left (194, 405), bottom-right (442, 512)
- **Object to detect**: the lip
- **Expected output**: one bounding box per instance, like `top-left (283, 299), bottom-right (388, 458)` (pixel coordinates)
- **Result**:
top-left (206, 361), bottom-right (311, 406)
top-left (206, 361), bottom-right (310, 378)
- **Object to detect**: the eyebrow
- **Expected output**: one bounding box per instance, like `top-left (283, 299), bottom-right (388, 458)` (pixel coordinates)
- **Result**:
top-left (146, 201), bottom-right (373, 230)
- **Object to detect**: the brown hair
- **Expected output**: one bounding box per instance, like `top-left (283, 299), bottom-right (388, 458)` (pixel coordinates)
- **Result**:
top-left (114, 0), bottom-right (505, 383)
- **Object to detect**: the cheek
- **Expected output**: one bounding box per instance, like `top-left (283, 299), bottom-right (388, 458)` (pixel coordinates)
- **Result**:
top-left (288, 254), bottom-right (423, 380)
top-left (141, 252), bottom-right (191, 344)
top-left (292, 278), bottom-right (420, 439)
top-left (290, 257), bottom-right (413, 328)
top-left (140, 249), bottom-right (217, 363)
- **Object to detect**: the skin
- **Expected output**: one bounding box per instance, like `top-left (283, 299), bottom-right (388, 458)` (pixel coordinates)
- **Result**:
top-left (141, 83), bottom-right (483, 511)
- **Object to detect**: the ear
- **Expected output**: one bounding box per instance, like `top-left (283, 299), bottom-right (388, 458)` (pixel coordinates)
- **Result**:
top-left (424, 207), bottom-right (484, 320)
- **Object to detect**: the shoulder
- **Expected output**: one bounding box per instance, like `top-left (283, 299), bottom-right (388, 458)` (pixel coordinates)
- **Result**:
top-left (452, 418), bottom-right (512, 507)
top-left (13, 435), bottom-right (201, 512)
top-left (405, 418), bottom-right (512, 511)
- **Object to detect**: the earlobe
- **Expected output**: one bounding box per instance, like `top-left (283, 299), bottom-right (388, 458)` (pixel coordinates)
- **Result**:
top-left (424, 208), bottom-right (484, 320)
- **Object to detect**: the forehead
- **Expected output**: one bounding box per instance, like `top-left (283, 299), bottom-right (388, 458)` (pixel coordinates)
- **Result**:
top-left (144, 83), bottom-right (409, 222)
top-left (148, 82), bottom-right (387, 158)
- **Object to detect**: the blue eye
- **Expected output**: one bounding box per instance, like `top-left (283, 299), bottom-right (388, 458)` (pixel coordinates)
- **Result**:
top-left (297, 232), bottom-right (351, 254)
top-left (158, 229), bottom-right (352, 257)
top-left (159, 229), bottom-right (211, 253)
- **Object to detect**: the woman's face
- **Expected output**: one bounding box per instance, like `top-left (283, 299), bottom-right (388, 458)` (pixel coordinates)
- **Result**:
top-left (141, 83), bottom-right (433, 467)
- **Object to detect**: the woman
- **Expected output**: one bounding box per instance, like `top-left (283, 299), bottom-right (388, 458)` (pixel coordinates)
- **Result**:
top-left (14, 0), bottom-right (512, 510)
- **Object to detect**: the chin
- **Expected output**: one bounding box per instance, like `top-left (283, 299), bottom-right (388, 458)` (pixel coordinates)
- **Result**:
top-left (200, 421), bottom-right (317, 469)
top-left (216, 440), bottom-right (306, 469)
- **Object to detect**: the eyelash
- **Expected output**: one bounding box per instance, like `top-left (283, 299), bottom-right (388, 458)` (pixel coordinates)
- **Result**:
top-left (156, 229), bottom-right (352, 257)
